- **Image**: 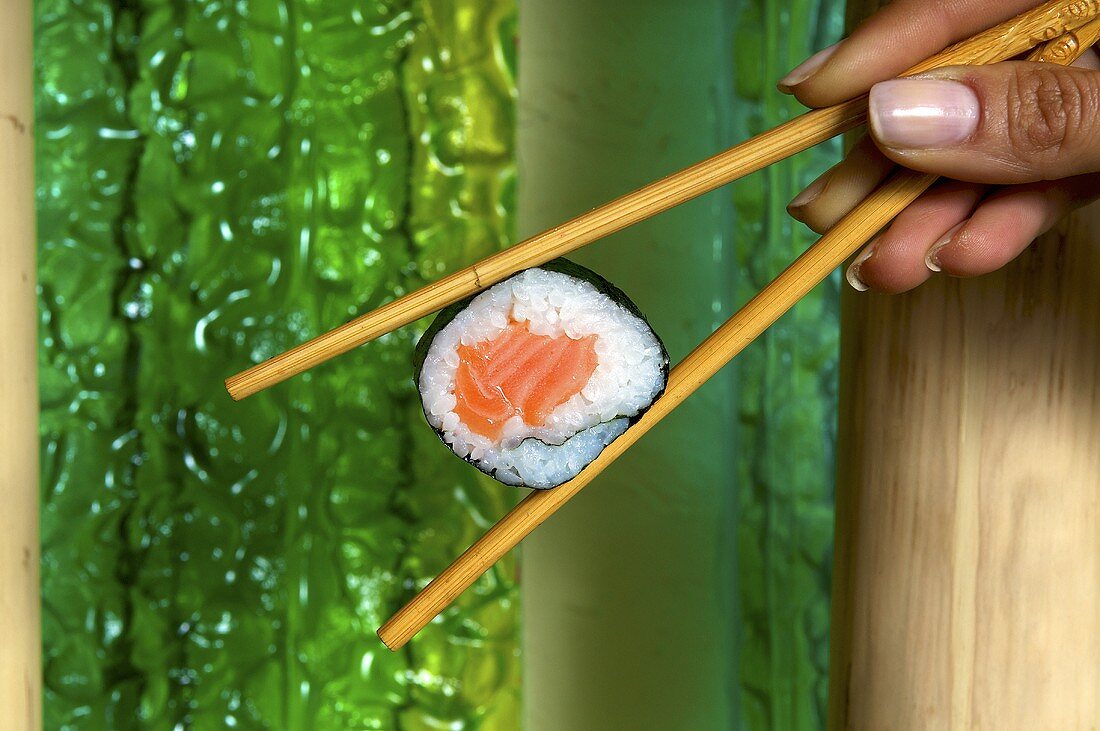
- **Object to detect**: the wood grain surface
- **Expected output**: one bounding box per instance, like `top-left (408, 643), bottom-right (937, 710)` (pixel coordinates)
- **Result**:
top-left (830, 2), bottom-right (1100, 728)
top-left (0, 1), bottom-right (42, 729)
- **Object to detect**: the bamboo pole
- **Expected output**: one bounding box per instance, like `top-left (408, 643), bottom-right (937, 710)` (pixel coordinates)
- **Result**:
top-left (830, 2), bottom-right (1100, 728)
top-left (0, 1), bottom-right (42, 729)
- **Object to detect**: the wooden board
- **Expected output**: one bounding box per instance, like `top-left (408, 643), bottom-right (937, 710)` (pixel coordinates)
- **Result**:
top-left (831, 2), bottom-right (1100, 727)
top-left (0, 1), bottom-right (42, 729)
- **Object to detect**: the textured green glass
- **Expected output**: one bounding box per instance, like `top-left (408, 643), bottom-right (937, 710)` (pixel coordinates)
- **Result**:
top-left (729, 1), bottom-right (844, 728)
top-left (35, 0), bottom-right (519, 727)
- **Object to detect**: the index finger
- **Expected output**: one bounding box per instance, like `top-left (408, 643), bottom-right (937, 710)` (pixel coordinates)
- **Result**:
top-left (783, 0), bottom-right (1040, 108)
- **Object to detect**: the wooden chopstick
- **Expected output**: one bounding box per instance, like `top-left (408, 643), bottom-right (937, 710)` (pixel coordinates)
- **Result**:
top-left (376, 170), bottom-right (938, 651)
top-left (1027, 13), bottom-right (1100, 62)
top-left (375, 20), bottom-right (1100, 651)
top-left (224, 0), bottom-right (1100, 401)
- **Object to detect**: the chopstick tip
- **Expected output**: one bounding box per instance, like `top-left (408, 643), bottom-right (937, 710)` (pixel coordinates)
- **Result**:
top-left (224, 375), bottom-right (248, 401)
top-left (377, 625), bottom-right (406, 652)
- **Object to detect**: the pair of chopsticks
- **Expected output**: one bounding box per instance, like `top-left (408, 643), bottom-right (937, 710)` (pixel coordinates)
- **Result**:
top-left (222, 0), bottom-right (1100, 650)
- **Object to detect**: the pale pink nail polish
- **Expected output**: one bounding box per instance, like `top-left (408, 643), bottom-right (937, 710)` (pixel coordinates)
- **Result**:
top-left (925, 222), bottom-right (966, 272)
top-left (846, 244), bottom-right (875, 292)
top-left (779, 43), bottom-right (841, 91)
top-left (870, 79), bottom-right (980, 148)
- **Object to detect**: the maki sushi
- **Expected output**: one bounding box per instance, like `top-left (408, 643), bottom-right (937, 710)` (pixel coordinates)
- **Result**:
top-left (414, 259), bottom-right (669, 489)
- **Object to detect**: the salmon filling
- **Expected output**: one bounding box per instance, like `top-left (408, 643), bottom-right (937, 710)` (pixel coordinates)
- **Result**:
top-left (453, 321), bottom-right (599, 440)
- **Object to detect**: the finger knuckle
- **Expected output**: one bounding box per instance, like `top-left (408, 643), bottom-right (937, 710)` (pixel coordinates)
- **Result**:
top-left (1006, 67), bottom-right (1100, 171)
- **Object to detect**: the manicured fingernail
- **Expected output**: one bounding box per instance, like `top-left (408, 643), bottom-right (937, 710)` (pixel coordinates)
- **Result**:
top-left (846, 242), bottom-right (876, 292)
top-left (788, 170), bottom-right (831, 213)
top-left (779, 42), bottom-right (841, 91)
top-left (925, 222), bottom-right (966, 272)
top-left (869, 79), bottom-right (980, 148)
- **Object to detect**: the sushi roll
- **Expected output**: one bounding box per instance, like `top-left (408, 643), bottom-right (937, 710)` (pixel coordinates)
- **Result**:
top-left (414, 259), bottom-right (669, 489)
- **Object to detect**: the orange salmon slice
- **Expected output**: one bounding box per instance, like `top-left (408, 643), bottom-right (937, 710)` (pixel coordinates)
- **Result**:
top-left (453, 321), bottom-right (599, 440)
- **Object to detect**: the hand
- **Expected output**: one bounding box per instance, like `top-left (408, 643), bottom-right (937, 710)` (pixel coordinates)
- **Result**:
top-left (778, 0), bottom-right (1100, 293)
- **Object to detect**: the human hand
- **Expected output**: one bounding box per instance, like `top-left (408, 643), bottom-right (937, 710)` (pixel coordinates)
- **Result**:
top-left (778, 0), bottom-right (1100, 293)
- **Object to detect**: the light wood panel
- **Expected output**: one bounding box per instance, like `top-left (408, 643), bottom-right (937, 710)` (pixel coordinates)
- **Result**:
top-left (0, 1), bottom-right (42, 729)
top-left (831, 2), bottom-right (1100, 727)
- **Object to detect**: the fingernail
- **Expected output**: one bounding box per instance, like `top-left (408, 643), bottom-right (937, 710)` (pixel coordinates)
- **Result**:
top-left (788, 170), bottom-right (831, 213)
top-left (869, 79), bottom-right (980, 148)
top-left (779, 42), bottom-right (841, 91)
top-left (925, 222), bottom-right (966, 272)
top-left (846, 242), bottom-right (876, 292)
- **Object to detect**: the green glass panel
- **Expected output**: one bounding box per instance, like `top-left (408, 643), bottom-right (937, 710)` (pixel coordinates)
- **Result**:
top-left (36, 0), bottom-right (519, 727)
top-left (39, 0), bottom-right (848, 726)
top-left (729, 1), bottom-right (844, 728)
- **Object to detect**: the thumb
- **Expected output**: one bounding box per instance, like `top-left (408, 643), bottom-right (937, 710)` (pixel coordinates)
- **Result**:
top-left (868, 62), bottom-right (1100, 184)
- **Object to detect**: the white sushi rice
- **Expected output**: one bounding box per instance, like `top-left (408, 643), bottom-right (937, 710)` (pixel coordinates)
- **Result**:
top-left (418, 267), bottom-right (667, 488)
